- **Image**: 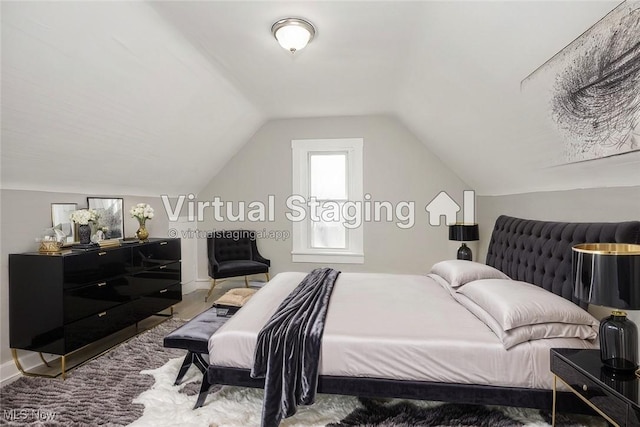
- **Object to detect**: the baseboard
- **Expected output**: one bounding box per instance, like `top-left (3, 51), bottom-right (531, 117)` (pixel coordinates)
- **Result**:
top-left (191, 277), bottom-right (258, 288)
top-left (181, 280), bottom-right (203, 294)
top-left (0, 351), bottom-right (56, 386)
top-left (0, 358), bottom-right (21, 386)
top-left (195, 278), bottom-right (212, 287)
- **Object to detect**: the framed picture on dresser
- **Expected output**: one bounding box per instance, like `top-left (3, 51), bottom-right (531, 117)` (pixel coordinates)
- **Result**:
top-left (87, 197), bottom-right (124, 239)
top-left (51, 203), bottom-right (77, 243)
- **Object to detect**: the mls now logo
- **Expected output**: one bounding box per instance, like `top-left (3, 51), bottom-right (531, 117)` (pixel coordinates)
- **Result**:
top-left (3, 408), bottom-right (56, 422)
top-left (3, 409), bottom-right (29, 421)
top-left (425, 190), bottom-right (476, 226)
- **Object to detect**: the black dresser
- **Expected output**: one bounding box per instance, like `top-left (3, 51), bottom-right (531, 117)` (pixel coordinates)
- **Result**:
top-left (9, 238), bottom-right (181, 375)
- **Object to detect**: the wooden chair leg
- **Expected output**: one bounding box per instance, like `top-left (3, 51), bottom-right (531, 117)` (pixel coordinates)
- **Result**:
top-left (205, 279), bottom-right (217, 302)
top-left (244, 276), bottom-right (249, 288)
top-left (265, 272), bottom-right (270, 282)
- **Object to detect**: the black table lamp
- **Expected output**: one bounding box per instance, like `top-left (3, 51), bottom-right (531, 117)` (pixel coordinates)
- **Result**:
top-left (449, 224), bottom-right (479, 261)
top-left (573, 243), bottom-right (640, 372)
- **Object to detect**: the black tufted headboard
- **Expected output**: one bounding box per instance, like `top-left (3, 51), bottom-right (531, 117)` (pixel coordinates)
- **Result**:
top-left (486, 215), bottom-right (640, 307)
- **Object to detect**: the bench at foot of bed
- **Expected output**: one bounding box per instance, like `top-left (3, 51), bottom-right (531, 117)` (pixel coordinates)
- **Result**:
top-left (163, 307), bottom-right (220, 408)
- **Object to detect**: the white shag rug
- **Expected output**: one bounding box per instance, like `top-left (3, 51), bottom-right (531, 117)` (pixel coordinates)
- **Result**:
top-left (130, 357), bottom-right (360, 427)
top-left (130, 358), bottom-right (604, 427)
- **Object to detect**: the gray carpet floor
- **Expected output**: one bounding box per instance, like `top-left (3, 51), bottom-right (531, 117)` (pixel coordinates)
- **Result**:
top-left (0, 318), bottom-right (192, 426)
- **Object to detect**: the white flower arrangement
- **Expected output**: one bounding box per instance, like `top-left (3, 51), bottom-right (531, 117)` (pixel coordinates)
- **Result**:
top-left (69, 209), bottom-right (98, 225)
top-left (130, 203), bottom-right (154, 223)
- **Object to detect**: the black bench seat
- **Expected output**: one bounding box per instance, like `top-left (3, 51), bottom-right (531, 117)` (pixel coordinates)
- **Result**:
top-left (163, 307), bottom-right (225, 408)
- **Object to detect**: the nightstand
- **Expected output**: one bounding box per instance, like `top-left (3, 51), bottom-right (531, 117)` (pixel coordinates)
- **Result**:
top-left (551, 348), bottom-right (640, 427)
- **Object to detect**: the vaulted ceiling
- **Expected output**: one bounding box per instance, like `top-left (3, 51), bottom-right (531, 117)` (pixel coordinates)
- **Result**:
top-left (2, 1), bottom-right (638, 196)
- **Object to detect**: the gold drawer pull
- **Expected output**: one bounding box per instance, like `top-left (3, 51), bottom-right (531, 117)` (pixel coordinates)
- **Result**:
top-left (160, 242), bottom-right (168, 246)
top-left (159, 265), bottom-right (167, 270)
top-left (582, 384), bottom-right (588, 392)
top-left (98, 251), bottom-right (107, 256)
top-left (160, 289), bottom-right (168, 294)
top-left (97, 282), bottom-right (107, 287)
top-left (98, 312), bottom-right (107, 317)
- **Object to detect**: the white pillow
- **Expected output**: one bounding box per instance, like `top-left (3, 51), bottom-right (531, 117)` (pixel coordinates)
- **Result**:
top-left (457, 279), bottom-right (598, 331)
top-left (427, 273), bottom-right (457, 296)
top-left (453, 292), bottom-right (598, 349)
top-left (430, 260), bottom-right (510, 288)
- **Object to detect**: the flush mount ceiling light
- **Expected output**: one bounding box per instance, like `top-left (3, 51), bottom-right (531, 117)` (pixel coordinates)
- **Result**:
top-left (271, 18), bottom-right (316, 53)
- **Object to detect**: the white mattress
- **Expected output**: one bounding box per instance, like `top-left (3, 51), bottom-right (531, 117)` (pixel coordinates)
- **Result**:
top-left (208, 272), bottom-right (596, 390)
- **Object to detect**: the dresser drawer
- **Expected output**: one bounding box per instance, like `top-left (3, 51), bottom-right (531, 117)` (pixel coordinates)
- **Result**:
top-left (64, 248), bottom-right (130, 285)
top-left (132, 239), bottom-right (180, 269)
top-left (552, 353), bottom-right (628, 423)
top-left (129, 262), bottom-right (181, 295)
top-left (64, 302), bottom-right (135, 353)
top-left (131, 283), bottom-right (182, 321)
top-left (64, 277), bottom-right (133, 323)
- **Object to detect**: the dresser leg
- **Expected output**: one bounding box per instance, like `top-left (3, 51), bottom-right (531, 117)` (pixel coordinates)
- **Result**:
top-left (11, 348), bottom-right (26, 375)
top-left (39, 352), bottom-right (51, 367)
top-left (552, 375), bottom-right (557, 427)
top-left (11, 348), bottom-right (58, 378)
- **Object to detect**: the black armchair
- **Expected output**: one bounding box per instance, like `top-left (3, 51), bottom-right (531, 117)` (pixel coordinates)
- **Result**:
top-left (205, 230), bottom-right (270, 302)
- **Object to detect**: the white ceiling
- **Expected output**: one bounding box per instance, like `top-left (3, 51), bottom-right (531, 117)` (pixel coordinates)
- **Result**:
top-left (2, 1), bottom-right (638, 196)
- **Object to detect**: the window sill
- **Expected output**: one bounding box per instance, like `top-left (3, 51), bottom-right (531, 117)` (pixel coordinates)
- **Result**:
top-left (291, 251), bottom-right (364, 264)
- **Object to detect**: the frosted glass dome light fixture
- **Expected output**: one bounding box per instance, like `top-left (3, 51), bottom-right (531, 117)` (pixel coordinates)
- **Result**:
top-left (271, 18), bottom-right (316, 53)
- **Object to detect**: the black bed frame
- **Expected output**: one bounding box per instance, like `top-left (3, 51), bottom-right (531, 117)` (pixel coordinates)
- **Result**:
top-left (207, 215), bottom-right (640, 415)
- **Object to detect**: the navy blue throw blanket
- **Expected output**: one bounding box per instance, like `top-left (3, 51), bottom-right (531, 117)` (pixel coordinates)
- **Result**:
top-left (251, 268), bottom-right (340, 427)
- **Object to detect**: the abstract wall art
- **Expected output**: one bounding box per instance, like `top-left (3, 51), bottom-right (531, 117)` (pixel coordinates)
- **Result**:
top-left (522, 1), bottom-right (640, 164)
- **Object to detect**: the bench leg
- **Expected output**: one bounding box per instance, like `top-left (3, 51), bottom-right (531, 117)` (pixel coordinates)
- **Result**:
top-left (175, 352), bottom-right (209, 385)
top-left (193, 353), bottom-right (209, 374)
top-left (194, 373), bottom-right (212, 409)
top-left (244, 276), bottom-right (249, 287)
top-left (205, 279), bottom-right (217, 302)
top-left (265, 272), bottom-right (270, 282)
top-left (175, 352), bottom-right (195, 385)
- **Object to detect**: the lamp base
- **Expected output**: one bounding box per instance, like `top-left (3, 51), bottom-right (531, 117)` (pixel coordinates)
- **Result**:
top-left (600, 310), bottom-right (639, 372)
top-left (457, 243), bottom-right (472, 261)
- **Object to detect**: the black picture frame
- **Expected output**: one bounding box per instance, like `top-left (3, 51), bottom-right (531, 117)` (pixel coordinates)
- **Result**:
top-left (87, 197), bottom-right (124, 239)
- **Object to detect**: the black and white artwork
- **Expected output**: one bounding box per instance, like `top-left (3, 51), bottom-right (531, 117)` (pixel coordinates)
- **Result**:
top-left (522, 1), bottom-right (640, 163)
top-left (51, 203), bottom-right (77, 243)
top-left (88, 197), bottom-right (124, 239)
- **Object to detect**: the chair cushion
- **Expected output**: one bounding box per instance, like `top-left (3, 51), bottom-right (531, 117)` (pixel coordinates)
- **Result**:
top-left (215, 260), bottom-right (269, 278)
top-left (214, 237), bottom-right (253, 262)
top-left (163, 308), bottom-right (226, 354)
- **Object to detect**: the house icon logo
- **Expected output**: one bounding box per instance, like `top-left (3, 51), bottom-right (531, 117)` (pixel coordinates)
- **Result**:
top-left (425, 190), bottom-right (475, 226)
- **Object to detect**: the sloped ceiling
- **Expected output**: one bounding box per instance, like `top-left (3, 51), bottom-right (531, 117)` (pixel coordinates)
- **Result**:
top-left (2, 1), bottom-right (638, 196)
top-left (1, 1), bottom-right (264, 196)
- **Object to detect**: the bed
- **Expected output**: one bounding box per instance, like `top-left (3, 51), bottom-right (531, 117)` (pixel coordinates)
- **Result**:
top-left (206, 215), bottom-right (640, 417)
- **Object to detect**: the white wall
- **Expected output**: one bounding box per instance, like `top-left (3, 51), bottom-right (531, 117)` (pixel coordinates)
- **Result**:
top-left (0, 189), bottom-right (180, 382)
top-left (194, 115), bottom-right (471, 280)
top-left (476, 186), bottom-right (640, 261)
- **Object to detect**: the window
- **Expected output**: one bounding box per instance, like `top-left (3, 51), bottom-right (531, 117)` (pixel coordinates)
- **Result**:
top-left (291, 138), bottom-right (364, 263)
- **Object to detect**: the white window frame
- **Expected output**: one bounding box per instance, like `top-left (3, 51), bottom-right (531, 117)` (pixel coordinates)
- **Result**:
top-left (291, 138), bottom-right (364, 264)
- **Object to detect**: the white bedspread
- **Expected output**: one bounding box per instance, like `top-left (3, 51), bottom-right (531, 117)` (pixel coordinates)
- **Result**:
top-left (208, 272), bottom-right (596, 390)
